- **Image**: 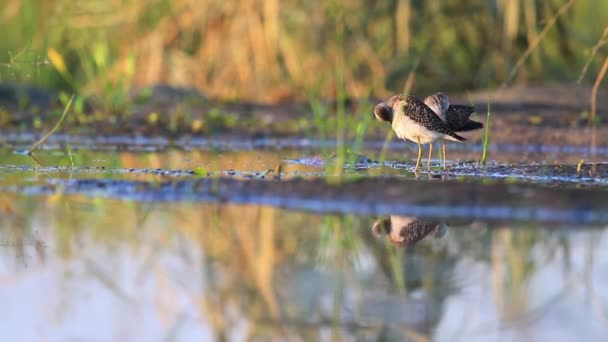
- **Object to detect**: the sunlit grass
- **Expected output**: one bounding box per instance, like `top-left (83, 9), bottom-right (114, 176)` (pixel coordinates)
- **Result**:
top-left (371, 129), bottom-right (395, 176)
top-left (2, 0), bottom-right (606, 105)
top-left (347, 101), bottom-right (373, 164)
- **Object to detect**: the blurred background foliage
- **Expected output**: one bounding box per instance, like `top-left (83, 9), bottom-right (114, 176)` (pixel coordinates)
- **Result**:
top-left (0, 0), bottom-right (606, 103)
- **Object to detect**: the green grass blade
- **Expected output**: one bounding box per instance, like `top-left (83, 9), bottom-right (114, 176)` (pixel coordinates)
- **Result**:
top-left (480, 98), bottom-right (491, 164)
top-left (28, 94), bottom-right (74, 155)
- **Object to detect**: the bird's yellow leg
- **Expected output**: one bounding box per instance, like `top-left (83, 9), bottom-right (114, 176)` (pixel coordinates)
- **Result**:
top-left (442, 141), bottom-right (447, 169)
top-left (415, 137), bottom-right (422, 175)
top-left (427, 142), bottom-right (433, 171)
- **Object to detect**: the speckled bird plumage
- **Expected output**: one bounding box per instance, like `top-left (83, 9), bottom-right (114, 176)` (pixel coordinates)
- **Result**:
top-left (374, 94), bottom-right (465, 144)
top-left (374, 92), bottom-right (484, 172)
top-left (374, 93), bottom-right (470, 173)
top-left (423, 92), bottom-right (483, 132)
top-left (372, 216), bottom-right (444, 247)
top-left (422, 92), bottom-right (483, 169)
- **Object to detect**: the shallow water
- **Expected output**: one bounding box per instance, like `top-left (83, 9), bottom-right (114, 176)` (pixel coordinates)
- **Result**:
top-left (2, 143), bottom-right (608, 341)
top-left (1, 195), bottom-right (607, 341)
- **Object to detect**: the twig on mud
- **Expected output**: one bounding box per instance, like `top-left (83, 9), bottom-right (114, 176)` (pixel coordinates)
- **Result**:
top-left (28, 153), bottom-right (43, 167)
top-left (27, 94), bottom-right (74, 156)
top-left (502, 0), bottom-right (577, 87)
top-left (576, 159), bottom-right (585, 177)
top-left (590, 56), bottom-right (608, 123)
top-left (273, 162), bottom-right (282, 180)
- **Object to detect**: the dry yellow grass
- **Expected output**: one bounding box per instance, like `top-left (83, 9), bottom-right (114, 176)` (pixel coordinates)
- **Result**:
top-left (1, 0), bottom-right (606, 102)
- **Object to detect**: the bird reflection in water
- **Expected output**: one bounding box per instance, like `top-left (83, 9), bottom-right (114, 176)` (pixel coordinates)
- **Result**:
top-left (372, 216), bottom-right (448, 247)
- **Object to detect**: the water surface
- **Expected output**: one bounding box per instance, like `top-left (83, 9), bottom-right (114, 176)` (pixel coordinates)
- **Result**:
top-left (1, 194), bottom-right (607, 341)
top-left (1, 144), bottom-right (608, 341)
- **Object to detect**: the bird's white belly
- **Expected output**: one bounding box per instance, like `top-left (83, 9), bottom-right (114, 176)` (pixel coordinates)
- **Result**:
top-left (392, 115), bottom-right (444, 144)
top-left (389, 216), bottom-right (416, 244)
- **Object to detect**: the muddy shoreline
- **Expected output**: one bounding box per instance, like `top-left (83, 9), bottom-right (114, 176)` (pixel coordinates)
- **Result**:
top-left (3, 82), bottom-right (608, 224)
top-left (1, 83), bottom-right (607, 148)
top-left (4, 175), bottom-right (608, 224)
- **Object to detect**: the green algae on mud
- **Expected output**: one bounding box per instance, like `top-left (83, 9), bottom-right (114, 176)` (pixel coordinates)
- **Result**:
top-left (3, 142), bottom-right (608, 227)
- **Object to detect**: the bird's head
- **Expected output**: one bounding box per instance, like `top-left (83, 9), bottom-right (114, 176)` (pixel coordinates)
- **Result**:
top-left (371, 218), bottom-right (391, 236)
top-left (373, 94), bottom-right (403, 123)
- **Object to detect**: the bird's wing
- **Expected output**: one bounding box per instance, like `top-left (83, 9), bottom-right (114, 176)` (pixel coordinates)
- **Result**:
top-left (446, 105), bottom-right (484, 131)
top-left (394, 219), bottom-right (441, 247)
top-left (403, 96), bottom-right (466, 141)
top-left (446, 105), bottom-right (475, 129)
top-left (422, 95), bottom-right (440, 115)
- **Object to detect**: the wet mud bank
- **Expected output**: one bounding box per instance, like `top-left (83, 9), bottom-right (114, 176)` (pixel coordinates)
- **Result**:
top-left (1, 83), bottom-right (607, 148)
top-left (5, 176), bottom-right (608, 224)
top-left (4, 160), bottom-right (608, 184)
top-left (384, 162), bottom-right (608, 185)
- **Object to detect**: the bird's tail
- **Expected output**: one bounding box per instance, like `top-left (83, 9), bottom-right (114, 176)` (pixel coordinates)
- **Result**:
top-left (444, 131), bottom-right (466, 142)
top-left (456, 120), bottom-right (484, 132)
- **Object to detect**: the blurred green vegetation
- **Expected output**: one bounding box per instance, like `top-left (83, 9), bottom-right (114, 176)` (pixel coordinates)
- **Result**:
top-left (1, 0), bottom-right (607, 103)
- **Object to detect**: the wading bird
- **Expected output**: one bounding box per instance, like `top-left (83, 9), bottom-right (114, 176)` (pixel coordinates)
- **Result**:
top-left (371, 216), bottom-right (447, 247)
top-left (373, 94), bottom-right (465, 174)
top-left (424, 92), bottom-right (483, 168)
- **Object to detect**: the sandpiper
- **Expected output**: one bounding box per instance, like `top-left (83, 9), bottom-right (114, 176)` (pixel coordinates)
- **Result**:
top-left (424, 92), bottom-right (483, 168)
top-left (372, 216), bottom-right (446, 247)
top-left (373, 94), bottom-right (465, 174)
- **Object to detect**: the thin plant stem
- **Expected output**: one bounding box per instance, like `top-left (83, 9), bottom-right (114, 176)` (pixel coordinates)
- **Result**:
top-left (66, 136), bottom-right (74, 167)
top-left (333, 9), bottom-right (346, 179)
top-left (373, 129), bottom-right (394, 176)
top-left (503, 0), bottom-right (577, 87)
top-left (590, 56), bottom-right (608, 123)
top-left (27, 94), bottom-right (74, 155)
top-left (402, 55), bottom-right (421, 95)
top-left (481, 98), bottom-right (491, 164)
top-left (578, 24), bottom-right (608, 83)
